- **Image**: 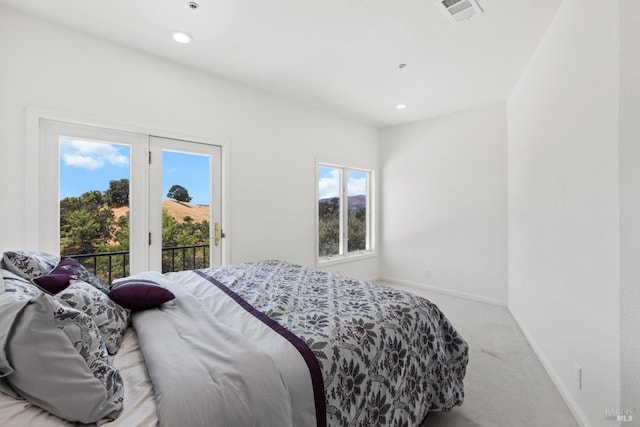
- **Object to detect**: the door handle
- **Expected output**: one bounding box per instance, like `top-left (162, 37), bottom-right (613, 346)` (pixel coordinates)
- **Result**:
top-left (214, 222), bottom-right (225, 246)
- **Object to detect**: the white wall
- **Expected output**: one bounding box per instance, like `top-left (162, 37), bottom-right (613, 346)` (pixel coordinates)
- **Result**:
top-left (507, 0), bottom-right (620, 425)
top-left (379, 102), bottom-right (508, 305)
top-left (0, 7), bottom-right (379, 280)
top-left (619, 0), bottom-right (640, 415)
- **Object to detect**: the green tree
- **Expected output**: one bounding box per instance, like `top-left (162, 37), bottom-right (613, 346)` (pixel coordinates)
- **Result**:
top-left (348, 208), bottom-right (366, 252)
top-left (318, 197), bottom-right (367, 255)
top-left (60, 190), bottom-right (106, 213)
top-left (60, 208), bottom-right (113, 254)
top-left (162, 208), bottom-right (182, 247)
top-left (161, 209), bottom-right (209, 272)
top-left (105, 179), bottom-right (129, 207)
top-left (167, 184), bottom-right (192, 203)
top-left (111, 213), bottom-right (130, 251)
top-left (318, 197), bottom-right (340, 256)
top-left (60, 191), bottom-right (115, 255)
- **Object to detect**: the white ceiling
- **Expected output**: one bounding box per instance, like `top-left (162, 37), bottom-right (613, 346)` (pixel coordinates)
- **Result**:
top-left (0, 0), bottom-right (562, 128)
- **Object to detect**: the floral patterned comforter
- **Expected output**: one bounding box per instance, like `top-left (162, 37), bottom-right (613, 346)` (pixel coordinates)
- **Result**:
top-left (201, 260), bottom-right (468, 427)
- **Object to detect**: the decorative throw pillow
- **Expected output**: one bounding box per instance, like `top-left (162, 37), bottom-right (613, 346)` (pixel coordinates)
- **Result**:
top-left (1, 251), bottom-right (59, 280)
top-left (0, 292), bottom-right (124, 424)
top-left (55, 280), bottom-right (130, 354)
top-left (54, 257), bottom-right (110, 295)
top-left (32, 262), bottom-right (75, 293)
top-left (110, 278), bottom-right (176, 311)
top-left (0, 269), bottom-right (43, 300)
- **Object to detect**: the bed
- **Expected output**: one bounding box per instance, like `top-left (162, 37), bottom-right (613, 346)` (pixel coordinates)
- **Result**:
top-left (0, 252), bottom-right (468, 427)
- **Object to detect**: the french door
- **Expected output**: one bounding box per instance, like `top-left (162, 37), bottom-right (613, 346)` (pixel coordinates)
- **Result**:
top-left (148, 136), bottom-right (222, 272)
top-left (40, 120), bottom-right (223, 280)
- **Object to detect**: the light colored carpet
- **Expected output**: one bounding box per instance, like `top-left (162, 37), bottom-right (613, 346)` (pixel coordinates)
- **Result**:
top-left (378, 282), bottom-right (580, 427)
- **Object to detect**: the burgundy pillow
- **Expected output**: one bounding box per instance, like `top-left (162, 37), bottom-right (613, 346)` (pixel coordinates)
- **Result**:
top-left (33, 264), bottom-right (75, 293)
top-left (56, 257), bottom-right (110, 295)
top-left (109, 279), bottom-right (175, 311)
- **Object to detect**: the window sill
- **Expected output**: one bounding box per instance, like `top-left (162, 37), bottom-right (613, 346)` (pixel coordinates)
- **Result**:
top-left (317, 251), bottom-right (376, 268)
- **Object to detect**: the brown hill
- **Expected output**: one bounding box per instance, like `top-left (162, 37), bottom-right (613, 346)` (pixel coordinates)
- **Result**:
top-left (112, 200), bottom-right (210, 224)
top-left (162, 200), bottom-right (210, 223)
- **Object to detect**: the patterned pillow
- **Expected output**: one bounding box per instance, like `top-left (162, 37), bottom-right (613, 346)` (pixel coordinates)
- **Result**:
top-left (49, 297), bottom-right (125, 402)
top-left (2, 251), bottom-right (59, 280)
top-left (0, 269), bottom-right (43, 300)
top-left (1, 292), bottom-right (124, 423)
top-left (55, 280), bottom-right (130, 354)
top-left (54, 257), bottom-right (110, 295)
top-left (1, 252), bottom-right (111, 296)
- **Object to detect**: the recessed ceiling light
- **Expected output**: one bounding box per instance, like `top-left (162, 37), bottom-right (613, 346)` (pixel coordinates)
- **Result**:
top-left (396, 103), bottom-right (408, 110)
top-left (172, 32), bottom-right (192, 44)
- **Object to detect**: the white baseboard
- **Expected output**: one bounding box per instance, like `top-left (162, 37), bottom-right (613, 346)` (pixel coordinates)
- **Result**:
top-left (378, 275), bottom-right (588, 426)
top-left (379, 276), bottom-right (507, 307)
top-left (508, 307), bottom-right (591, 427)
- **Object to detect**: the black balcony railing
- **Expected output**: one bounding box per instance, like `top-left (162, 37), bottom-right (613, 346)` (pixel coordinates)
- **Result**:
top-left (161, 244), bottom-right (210, 274)
top-left (68, 244), bottom-right (210, 285)
top-left (70, 250), bottom-right (130, 286)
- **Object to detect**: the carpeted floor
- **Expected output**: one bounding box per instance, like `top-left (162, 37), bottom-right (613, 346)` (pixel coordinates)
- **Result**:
top-left (378, 282), bottom-right (580, 427)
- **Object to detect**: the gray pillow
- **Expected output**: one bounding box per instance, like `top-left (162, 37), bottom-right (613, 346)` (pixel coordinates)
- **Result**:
top-left (55, 280), bottom-right (130, 354)
top-left (1, 251), bottom-right (59, 279)
top-left (0, 292), bottom-right (123, 424)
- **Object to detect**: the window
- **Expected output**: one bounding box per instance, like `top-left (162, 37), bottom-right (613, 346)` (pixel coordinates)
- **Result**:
top-left (317, 164), bottom-right (373, 263)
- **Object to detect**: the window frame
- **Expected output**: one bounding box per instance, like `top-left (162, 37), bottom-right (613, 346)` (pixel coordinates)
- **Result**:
top-left (316, 162), bottom-right (375, 266)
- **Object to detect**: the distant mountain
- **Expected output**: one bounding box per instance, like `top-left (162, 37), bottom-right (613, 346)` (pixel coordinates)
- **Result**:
top-left (319, 195), bottom-right (366, 212)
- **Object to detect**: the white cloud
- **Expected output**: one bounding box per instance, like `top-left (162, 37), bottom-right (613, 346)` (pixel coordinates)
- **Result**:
top-left (318, 169), bottom-right (368, 199)
top-left (60, 138), bottom-right (129, 170)
top-left (318, 168), bottom-right (340, 199)
top-left (62, 153), bottom-right (104, 170)
top-left (347, 174), bottom-right (367, 197)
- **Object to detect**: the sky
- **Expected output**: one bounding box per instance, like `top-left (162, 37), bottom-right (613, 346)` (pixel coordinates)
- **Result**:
top-left (59, 138), bottom-right (211, 205)
top-left (318, 166), bottom-right (367, 199)
top-left (59, 138), bottom-right (365, 204)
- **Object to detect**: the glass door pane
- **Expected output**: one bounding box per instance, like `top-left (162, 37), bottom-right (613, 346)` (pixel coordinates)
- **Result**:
top-left (59, 137), bottom-right (131, 283)
top-left (149, 136), bottom-right (222, 273)
top-left (161, 150), bottom-right (211, 273)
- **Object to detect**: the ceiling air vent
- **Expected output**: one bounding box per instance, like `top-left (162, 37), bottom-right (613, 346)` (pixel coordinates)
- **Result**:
top-left (439, 0), bottom-right (484, 22)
